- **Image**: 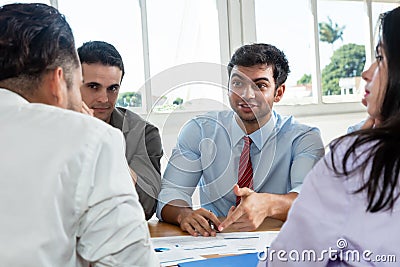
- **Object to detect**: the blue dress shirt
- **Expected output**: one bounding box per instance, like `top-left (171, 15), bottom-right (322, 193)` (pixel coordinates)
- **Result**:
top-left (157, 110), bottom-right (325, 218)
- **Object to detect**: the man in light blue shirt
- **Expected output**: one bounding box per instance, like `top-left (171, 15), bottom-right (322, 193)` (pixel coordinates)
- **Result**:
top-left (157, 43), bottom-right (324, 236)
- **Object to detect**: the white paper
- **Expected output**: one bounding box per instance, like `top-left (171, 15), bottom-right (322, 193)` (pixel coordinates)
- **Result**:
top-left (151, 231), bottom-right (278, 266)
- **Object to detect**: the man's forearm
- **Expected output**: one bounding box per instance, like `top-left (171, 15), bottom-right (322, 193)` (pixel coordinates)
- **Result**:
top-left (161, 200), bottom-right (193, 225)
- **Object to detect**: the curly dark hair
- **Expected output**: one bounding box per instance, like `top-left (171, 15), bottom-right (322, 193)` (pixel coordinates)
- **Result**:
top-left (228, 43), bottom-right (290, 89)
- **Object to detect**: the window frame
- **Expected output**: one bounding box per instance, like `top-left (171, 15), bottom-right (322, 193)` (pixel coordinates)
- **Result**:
top-left (49, 0), bottom-right (398, 117)
top-left (240, 0), bottom-right (386, 116)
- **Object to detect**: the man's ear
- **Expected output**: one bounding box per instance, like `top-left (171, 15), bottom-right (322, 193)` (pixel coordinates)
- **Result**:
top-left (47, 67), bottom-right (67, 108)
top-left (274, 84), bottom-right (285, 103)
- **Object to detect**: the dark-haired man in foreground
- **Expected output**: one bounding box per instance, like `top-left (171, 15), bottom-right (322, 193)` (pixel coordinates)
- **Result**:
top-left (0, 3), bottom-right (158, 266)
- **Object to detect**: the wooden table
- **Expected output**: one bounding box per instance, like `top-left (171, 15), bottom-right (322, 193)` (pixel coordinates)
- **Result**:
top-left (148, 217), bottom-right (283, 237)
top-left (149, 218), bottom-right (283, 266)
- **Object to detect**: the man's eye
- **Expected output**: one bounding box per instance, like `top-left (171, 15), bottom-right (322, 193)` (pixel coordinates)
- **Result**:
top-left (231, 81), bottom-right (243, 87)
top-left (257, 83), bottom-right (267, 89)
top-left (88, 84), bottom-right (98, 89)
top-left (109, 86), bottom-right (119, 93)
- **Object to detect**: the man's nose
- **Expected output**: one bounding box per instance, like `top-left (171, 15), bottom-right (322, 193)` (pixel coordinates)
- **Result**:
top-left (97, 89), bottom-right (108, 103)
top-left (241, 83), bottom-right (256, 99)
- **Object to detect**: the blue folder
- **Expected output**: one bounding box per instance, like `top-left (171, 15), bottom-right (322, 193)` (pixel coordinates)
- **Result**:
top-left (177, 253), bottom-right (259, 267)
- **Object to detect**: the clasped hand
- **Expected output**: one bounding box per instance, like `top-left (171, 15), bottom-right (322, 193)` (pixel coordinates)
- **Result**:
top-left (179, 185), bottom-right (269, 236)
top-left (218, 184), bottom-right (268, 232)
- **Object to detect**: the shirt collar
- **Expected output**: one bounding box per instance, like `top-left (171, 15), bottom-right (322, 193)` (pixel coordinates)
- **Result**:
top-left (231, 111), bottom-right (277, 150)
top-left (0, 88), bottom-right (29, 106)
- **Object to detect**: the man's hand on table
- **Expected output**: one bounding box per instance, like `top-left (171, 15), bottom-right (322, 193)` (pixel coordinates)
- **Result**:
top-left (178, 208), bottom-right (221, 237)
top-left (163, 186), bottom-right (295, 237)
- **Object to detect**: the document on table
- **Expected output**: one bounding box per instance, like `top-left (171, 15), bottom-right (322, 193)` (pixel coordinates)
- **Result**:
top-left (151, 231), bottom-right (279, 266)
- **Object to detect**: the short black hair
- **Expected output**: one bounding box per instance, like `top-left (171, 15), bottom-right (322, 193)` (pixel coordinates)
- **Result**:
top-left (78, 41), bottom-right (125, 81)
top-left (228, 43), bottom-right (290, 89)
top-left (0, 3), bottom-right (79, 90)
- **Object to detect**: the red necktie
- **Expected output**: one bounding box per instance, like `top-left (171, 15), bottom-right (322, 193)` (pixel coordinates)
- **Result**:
top-left (236, 136), bottom-right (253, 206)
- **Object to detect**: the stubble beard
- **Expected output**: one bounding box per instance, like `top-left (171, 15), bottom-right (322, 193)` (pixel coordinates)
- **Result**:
top-left (235, 106), bottom-right (271, 130)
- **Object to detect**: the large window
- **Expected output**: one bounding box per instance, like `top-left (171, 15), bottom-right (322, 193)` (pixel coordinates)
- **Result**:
top-left (318, 0), bottom-right (367, 103)
top-left (58, 0), bottom-right (224, 113)
top-left (11, 0), bottom-right (399, 116)
top-left (255, 0), bottom-right (315, 105)
top-left (146, 0), bottom-right (224, 113)
top-left (58, 0), bottom-right (146, 109)
top-left (253, 0), bottom-right (398, 113)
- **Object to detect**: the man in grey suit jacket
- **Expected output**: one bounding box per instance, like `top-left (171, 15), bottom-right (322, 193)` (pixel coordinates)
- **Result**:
top-left (78, 41), bottom-right (163, 220)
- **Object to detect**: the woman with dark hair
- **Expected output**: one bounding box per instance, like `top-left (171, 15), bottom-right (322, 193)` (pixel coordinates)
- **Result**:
top-left (258, 6), bottom-right (400, 266)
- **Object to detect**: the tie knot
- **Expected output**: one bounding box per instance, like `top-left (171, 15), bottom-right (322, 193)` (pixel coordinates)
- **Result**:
top-left (243, 136), bottom-right (252, 146)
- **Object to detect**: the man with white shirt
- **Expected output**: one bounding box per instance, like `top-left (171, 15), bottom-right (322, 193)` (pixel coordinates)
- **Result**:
top-left (0, 3), bottom-right (158, 266)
